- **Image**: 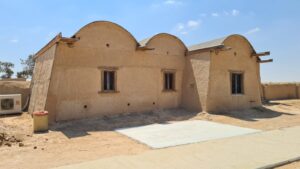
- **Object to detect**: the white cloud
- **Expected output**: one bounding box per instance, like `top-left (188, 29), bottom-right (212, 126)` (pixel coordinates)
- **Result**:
top-left (214, 9), bottom-right (240, 17)
top-left (164, 0), bottom-right (175, 4)
top-left (151, 0), bottom-right (183, 9)
top-left (245, 27), bottom-right (261, 35)
top-left (173, 20), bottom-right (201, 35)
top-left (10, 39), bottom-right (19, 43)
top-left (164, 0), bottom-right (182, 5)
top-left (231, 9), bottom-right (240, 16)
top-left (175, 23), bottom-right (185, 32)
top-left (211, 13), bottom-right (219, 17)
top-left (187, 20), bottom-right (200, 29)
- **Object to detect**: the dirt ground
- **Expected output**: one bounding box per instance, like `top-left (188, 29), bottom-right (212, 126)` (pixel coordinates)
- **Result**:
top-left (275, 160), bottom-right (300, 169)
top-left (1, 99), bottom-right (300, 169)
top-left (196, 99), bottom-right (300, 130)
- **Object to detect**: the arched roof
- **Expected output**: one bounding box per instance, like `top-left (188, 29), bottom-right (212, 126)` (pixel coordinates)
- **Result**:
top-left (72, 21), bottom-right (139, 45)
top-left (72, 22), bottom-right (188, 50)
top-left (139, 33), bottom-right (187, 50)
top-left (188, 34), bottom-right (256, 53)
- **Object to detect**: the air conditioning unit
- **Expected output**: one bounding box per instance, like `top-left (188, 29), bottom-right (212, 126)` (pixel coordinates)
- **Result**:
top-left (0, 94), bottom-right (22, 115)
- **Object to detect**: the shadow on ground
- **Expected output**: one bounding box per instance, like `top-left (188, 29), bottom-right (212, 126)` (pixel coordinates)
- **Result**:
top-left (212, 105), bottom-right (295, 122)
top-left (51, 100), bottom-right (300, 138)
top-left (51, 109), bottom-right (198, 138)
top-left (263, 101), bottom-right (292, 106)
top-left (0, 113), bottom-right (23, 119)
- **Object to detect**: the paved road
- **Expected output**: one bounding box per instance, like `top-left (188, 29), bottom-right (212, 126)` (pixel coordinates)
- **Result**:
top-left (55, 126), bottom-right (300, 169)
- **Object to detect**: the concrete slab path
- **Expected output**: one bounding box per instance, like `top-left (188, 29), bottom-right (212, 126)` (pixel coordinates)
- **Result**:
top-left (116, 120), bottom-right (259, 148)
top-left (54, 126), bottom-right (300, 169)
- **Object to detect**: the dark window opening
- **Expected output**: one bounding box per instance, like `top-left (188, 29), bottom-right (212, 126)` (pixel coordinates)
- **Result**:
top-left (103, 71), bottom-right (115, 91)
top-left (164, 72), bottom-right (175, 91)
top-left (231, 73), bottom-right (244, 94)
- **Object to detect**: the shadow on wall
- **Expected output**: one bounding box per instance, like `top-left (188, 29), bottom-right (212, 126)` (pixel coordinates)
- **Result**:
top-left (50, 109), bottom-right (198, 139)
top-left (211, 105), bottom-right (295, 122)
top-left (181, 57), bottom-right (203, 112)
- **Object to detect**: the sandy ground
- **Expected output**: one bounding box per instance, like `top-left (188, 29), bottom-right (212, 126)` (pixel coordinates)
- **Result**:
top-left (0, 99), bottom-right (300, 169)
top-left (196, 99), bottom-right (300, 130)
top-left (276, 160), bottom-right (300, 169)
top-left (54, 126), bottom-right (300, 169)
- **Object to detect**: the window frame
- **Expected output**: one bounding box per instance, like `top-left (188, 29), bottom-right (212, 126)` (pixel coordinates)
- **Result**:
top-left (230, 71), bottom-right (244, 95)
top-left (162, 69), bottom-right (176, 92)
top-left (98, 66), bottom-right (118, 93)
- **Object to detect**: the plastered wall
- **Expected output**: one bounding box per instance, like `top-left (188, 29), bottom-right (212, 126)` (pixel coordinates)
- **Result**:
top-left (30, 22), bottom-right (267, 123)
top-left (45, 22), bottom-right (186, 122)
top-left (206, 36), bottom-right (262, 112)
top-left (262, 83), bottom-right (300, 100)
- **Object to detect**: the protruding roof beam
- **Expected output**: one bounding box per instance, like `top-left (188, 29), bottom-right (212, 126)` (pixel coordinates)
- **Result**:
top-left (136, 46), bottom-right (155, 51)
top-left (219, 46), bottom-right (232, 51)
top-left (60, 37), bottom-right (79, 44)
top-left (258, 59), bottom-right (273, 63)
top-left (34, 34), bottom-right (80, 60)
top-left (252, 51), bottom-right (270, 57)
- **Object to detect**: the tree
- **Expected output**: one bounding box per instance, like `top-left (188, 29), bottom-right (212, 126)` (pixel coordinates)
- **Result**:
top-left (0, 61), bottom-right (14, 79)
top-left (17, 71), bottom-right (28, 78)
top-left (17, 54), bottom-right (35, 79)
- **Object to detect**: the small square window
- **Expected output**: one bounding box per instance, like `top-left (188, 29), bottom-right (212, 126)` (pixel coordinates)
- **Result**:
top-left (164, 72), bottom-right (175, 91)
top-left (231, 72), bottom-right (244, 94)
top-left (102, 70), bottom-right (116, 91)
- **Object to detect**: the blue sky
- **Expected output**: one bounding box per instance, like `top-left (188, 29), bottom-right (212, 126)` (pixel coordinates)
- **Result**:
top-left (0, 0), bottom-right (299, 82)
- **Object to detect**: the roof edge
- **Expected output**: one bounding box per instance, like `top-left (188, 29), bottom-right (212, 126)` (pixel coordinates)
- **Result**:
top-left (225, 34), bottom-right (256, 53)
top-left (187, 45), bottom-right (225, 55)
top-left (34, 34), bottom-right (80, 60)
top-left (34, 33), bottom-right (62, 60)
top-left (139, 33), bottom-right (187, 50)
top-left (72, 21), bottom-right (139, 46)
top-left (188, 34), bottom-right (256, 53)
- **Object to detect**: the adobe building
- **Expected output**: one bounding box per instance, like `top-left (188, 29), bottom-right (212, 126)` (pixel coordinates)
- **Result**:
top-left (28, 21), bottom-right (271, 123)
